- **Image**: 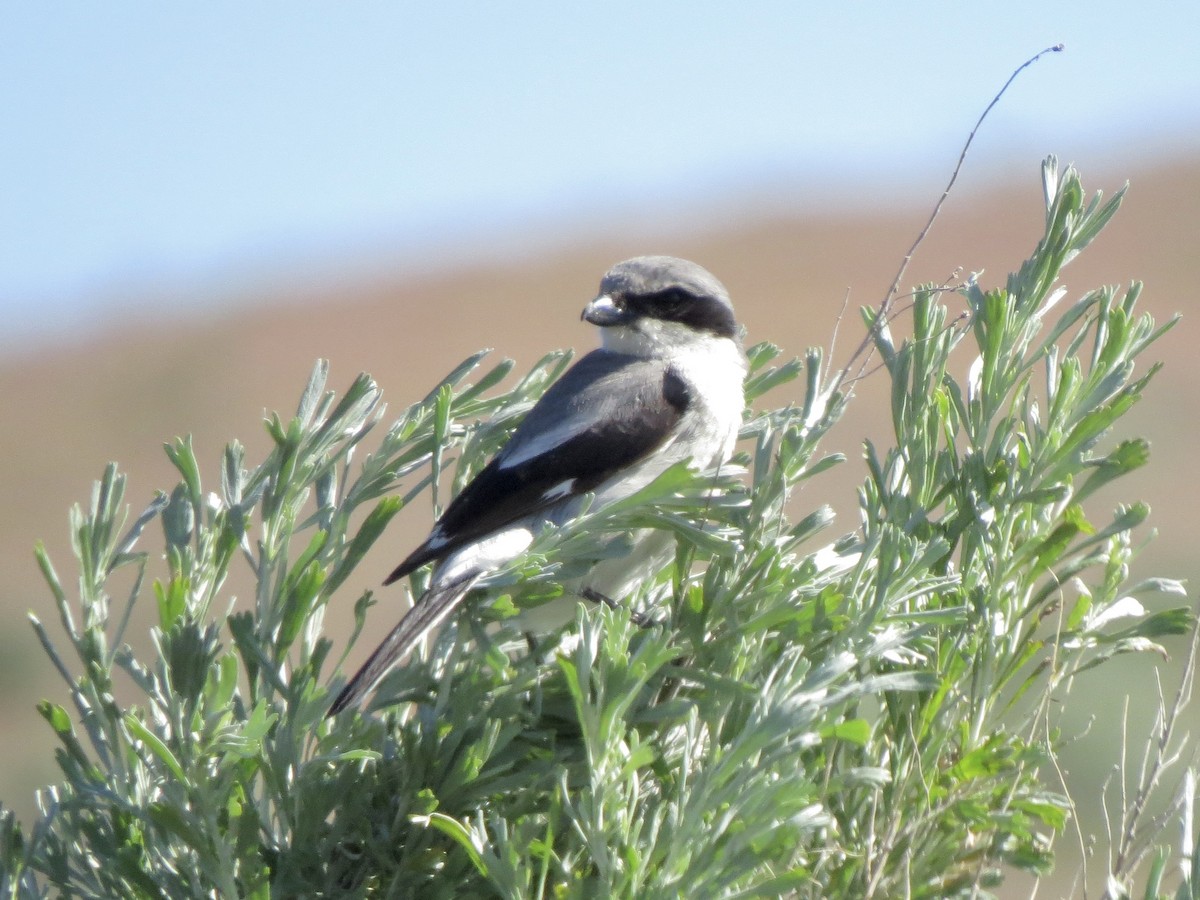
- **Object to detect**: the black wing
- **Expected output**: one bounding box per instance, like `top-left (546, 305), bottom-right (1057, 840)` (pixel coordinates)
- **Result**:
top-left (385, 350), bottom-right (689, 584)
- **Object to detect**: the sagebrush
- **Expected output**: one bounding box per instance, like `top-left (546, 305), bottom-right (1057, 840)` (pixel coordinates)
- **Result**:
top-left (1, 159), bottom-right (1194, 899)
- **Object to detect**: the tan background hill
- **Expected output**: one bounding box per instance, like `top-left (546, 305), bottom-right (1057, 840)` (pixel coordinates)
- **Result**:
top-left (2, 154), bottom-right (1195, 892)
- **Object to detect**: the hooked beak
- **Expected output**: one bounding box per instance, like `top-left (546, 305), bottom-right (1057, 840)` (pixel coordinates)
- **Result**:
top-left (581, 294), bottom-right (627, 327)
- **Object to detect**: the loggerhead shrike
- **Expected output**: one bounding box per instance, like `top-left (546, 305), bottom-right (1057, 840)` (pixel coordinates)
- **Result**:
top-left (329, 256), bottom-right (747, 714)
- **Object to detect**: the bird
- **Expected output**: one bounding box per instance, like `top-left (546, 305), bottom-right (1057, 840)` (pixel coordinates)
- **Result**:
top-left (328, 256), bottom-right (747, 715)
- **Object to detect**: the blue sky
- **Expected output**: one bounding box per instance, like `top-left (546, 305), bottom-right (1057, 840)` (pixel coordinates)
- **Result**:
top-left (2, 3), bottom-right (1197, 351)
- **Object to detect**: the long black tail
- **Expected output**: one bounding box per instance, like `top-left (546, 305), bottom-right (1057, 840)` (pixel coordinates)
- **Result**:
top-left (328, 572), bottom-right (479, 716)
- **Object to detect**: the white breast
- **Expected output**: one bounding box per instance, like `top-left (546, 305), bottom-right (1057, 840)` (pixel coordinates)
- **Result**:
top-left (588, 334), bottom-right (746, 509)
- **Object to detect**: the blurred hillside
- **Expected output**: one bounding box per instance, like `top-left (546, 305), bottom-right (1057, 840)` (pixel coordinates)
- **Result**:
top-left (1, 153), bottom-right (1195, 891)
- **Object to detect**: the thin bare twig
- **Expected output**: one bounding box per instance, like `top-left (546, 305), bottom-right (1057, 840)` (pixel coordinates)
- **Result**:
top-left (828, 285), bottom-right (852, 368)
top-left (835, 298), bottom-right (969, 394)
top-left (828, 43), bottom-right (1065, 399)
top-left (1105, 615), bottom-right (1200, 895)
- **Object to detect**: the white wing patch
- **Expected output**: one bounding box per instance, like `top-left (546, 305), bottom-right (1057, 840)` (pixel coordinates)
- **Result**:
top-left (540, 479), bottom-right (577, 502)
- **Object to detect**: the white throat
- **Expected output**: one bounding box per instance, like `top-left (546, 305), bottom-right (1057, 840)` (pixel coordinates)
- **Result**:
top-left (600, 319), bottom-right (735, 359)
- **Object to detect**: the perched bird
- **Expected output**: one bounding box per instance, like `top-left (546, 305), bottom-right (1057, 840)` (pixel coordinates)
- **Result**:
top-left (329, 256), bottom-right (746, 714)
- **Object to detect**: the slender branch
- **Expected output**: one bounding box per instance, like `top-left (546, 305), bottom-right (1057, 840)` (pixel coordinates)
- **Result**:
top-left (1105, 616), bottom-right (1200, 894)
top-left (828, 43), bottom-right (1065, 398)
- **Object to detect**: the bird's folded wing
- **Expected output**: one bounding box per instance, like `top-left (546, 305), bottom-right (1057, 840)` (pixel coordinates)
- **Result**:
top-left (385, 351), bottom-right (690, 584)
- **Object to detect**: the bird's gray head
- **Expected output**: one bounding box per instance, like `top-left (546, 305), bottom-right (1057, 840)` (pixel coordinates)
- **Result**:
top-left (582, 256), bottom-right (738, 342)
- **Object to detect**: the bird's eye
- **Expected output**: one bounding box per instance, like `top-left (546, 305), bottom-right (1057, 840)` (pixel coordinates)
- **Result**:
top-left (646, 288), bottom-right (690, 315)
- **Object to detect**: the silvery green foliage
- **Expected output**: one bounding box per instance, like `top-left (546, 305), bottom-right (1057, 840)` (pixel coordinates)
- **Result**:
top-left (1, 159), bottom-right (1193, 899)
